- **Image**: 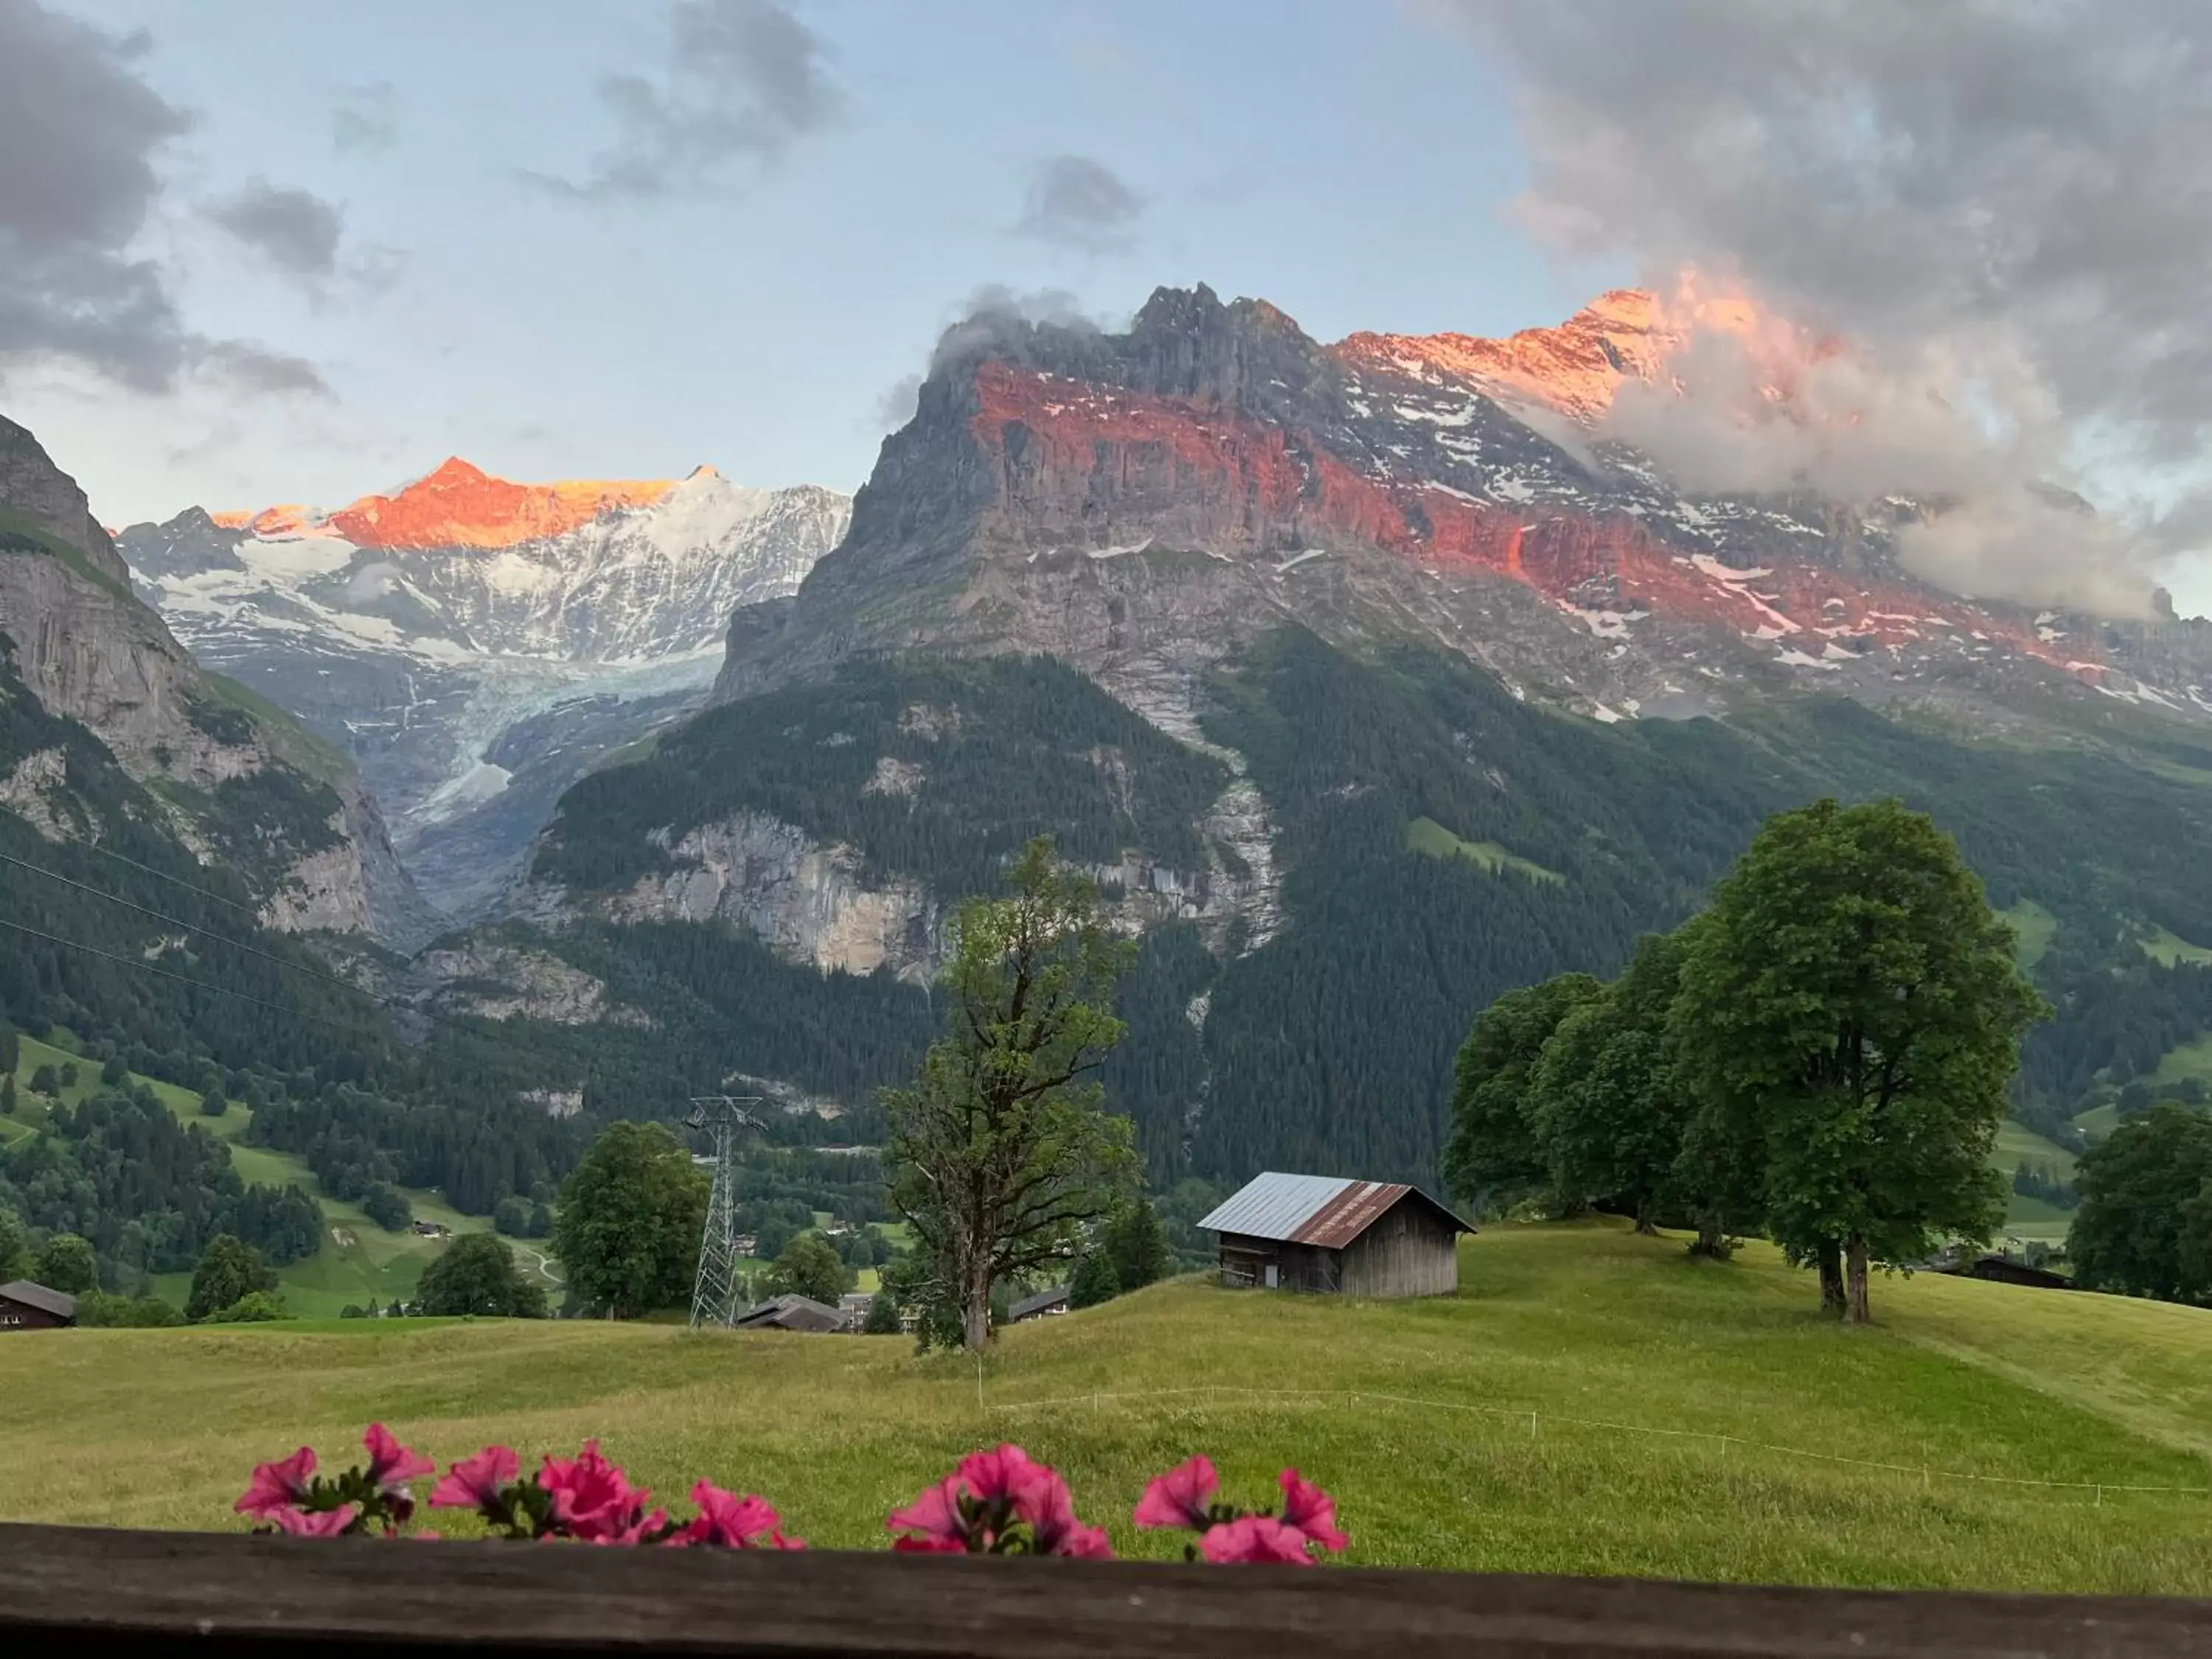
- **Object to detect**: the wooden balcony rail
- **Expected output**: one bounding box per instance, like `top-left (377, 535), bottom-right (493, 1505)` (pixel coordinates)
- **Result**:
top-left (5, 1522), bottom-right (2211, 1657)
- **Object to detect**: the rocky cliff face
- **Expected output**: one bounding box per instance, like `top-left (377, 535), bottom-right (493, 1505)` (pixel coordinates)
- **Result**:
top-left (0, 414), bottom-right (427, 942)
top-left (717, 283), bottom-right (2211, 728)
top-left (124, 459), bottom-right (852, 919)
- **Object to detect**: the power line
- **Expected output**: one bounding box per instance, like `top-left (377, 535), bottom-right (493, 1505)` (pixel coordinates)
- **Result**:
top-left (80, 841), bottom-right (261, 917)
top-left (0, 846), bottom-right (383, 1006)
top-left (0, 917), bottom-right (375, 1036)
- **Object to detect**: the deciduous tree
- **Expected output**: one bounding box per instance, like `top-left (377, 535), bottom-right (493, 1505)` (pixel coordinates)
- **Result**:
top-left (186, 1234), bottom-right (275, 1321)
top-left (884, 838), bottom-right (1138, 1352)
top-left (1672, 799), bottom-right (2042, 1322)
top-left (415, 1232), bottom-right (547, 1318)
top-left (2069, 1103), bottom-right (2212, 1303)
top-left (550, 1121), bottom-right (706, 1318)
top-left (765, 1231), bottom-right (848, 1305)
top-left (1442, 973), bottom-right (1603, 1214)
top-left (33, 1231), bottom-right (97, 1294)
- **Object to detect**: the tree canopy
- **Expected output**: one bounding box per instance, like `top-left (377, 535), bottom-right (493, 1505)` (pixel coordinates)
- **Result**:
top-left (414, 1231), bottom-right (547, 1318)
top-left (550, 1121), bottom-right (706, 1318)
top-left (2069, 1104), bottom-right (2212, 1303)
top-left (765, 1231), bottom-right (847, 1306)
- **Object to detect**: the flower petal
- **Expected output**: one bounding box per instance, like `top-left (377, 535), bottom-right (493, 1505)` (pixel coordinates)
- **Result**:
top-left (1133, 1455), bottom-right (1217, 1531)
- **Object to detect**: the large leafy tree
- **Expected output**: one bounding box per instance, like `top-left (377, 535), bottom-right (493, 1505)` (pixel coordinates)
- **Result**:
top-left (1442, 973), bottom-right (1603, 1213)
top-left (34, 1231), bottom-right (98, 1295)
top-left (883, 837), bottom-right (1138, 1352)
top-left (415, 1231), bottom-right (547, 1318)
top-left (1529, 932), bottom-right (1697, 1233)
top-left (550, 1121), bottom-right (706, 1318)
top-left (185, 1234), bottom-right (274, 1321)
top-left (1673, 799), bottom-right (2042, 1322)
top-left (2070, 1104), bottom-right (2212, 1303)
top-left (765, 1231), bottom-right (848, 1305)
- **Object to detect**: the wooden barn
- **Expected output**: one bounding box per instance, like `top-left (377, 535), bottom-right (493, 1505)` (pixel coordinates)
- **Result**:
top-left (1197, 1172), bottom-right (1475, 1298)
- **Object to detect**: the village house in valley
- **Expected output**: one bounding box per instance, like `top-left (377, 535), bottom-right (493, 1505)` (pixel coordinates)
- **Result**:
top-left (0, 1281), bottom-right (78, 1331)
top-left (1199, 1173), bottom-right (1475, 1297)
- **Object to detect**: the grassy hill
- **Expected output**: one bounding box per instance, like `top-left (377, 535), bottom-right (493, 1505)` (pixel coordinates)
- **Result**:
top-left (0, 1031), bottom-right (557, 1315)
top-left (4, 1221), bottom-right (2211, 1592)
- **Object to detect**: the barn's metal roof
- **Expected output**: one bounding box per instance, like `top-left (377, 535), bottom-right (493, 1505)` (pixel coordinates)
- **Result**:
top-left (1196, 1172), bottom-right (1476, 1247)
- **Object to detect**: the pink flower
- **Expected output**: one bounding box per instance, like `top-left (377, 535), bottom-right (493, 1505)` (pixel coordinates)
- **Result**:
top-left (268, 1503), bottom-right (358, 1538)
top-left (887, 1475), bottom-right (973, 1553)
top-left (236, 1447), bottom-right (316, 1520)
top-left (540, 1441), bottom-right (655, 1543)
top-left (430, 1445), bottom-right (520, 1516)
top-left (1012, 1467), bottom-right (1111, 1559)
top-left (674, 1481), bottom-right (803, 1549)
top-left (1276, 1468), bottom-right (1348, 1552)
top-left (1200, 1514), bottom-right (1316, 1565)
top-left (956, 1443), bottom-right (1044, 1503)
top-left (1133, 1455), bottom-right (1217, 1531)
top-left (364, 1423), bottom-right (434, 1493)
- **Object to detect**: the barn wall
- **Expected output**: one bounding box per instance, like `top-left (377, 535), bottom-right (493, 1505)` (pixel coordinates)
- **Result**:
top-left (1336, 1203), bottom-right (1459, 1298)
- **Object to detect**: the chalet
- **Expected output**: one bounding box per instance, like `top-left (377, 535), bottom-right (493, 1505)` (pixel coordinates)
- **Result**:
top-left (1007, 1285), bottom-right (1070, 1323)
top-left (1198, 1172), bottom-right (1475, 1298)
top-left (1939, 1253), bottom-right (2074, 1290)
top-left (732, 1294), bottom-right (845, 1333)
top-left (0, 1279), bottom-right (77, 1330)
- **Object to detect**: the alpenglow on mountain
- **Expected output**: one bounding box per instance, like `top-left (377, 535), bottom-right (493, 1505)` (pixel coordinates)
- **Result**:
top-left (122, 457), bottom-right (851, 919)
top-left (474, 282), bottom-right (2212, 1194)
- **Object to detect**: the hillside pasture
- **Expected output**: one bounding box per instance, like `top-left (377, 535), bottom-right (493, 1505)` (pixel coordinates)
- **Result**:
top-left (5, 1222), bottom-right (2211, 1593)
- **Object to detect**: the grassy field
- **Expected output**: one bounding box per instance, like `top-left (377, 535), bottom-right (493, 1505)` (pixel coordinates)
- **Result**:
top-left (2138, 924), bottom-right (2212, 967)
top-left (0, 1031), bottom-right (553, 1316)
top-left (1406, 815), bottom-right (1565, 886)
top-left (1999, 899), bottom-right (2057, 968)
top-left (5, 1220), bottom-right (2212, 1592)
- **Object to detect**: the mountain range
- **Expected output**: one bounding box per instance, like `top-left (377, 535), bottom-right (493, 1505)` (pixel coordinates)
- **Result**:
top-left (121, 459), bottom-right (849, 922)
top-left (8, 281), bottom-right (2212, 1217)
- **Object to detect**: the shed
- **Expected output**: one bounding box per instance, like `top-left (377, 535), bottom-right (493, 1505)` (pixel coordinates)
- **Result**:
top-left (1007, 1285), bottom-right (1069, 1323)
top-left (1198, 1172), bottom-right (1475, 1298)
top-left (0, 1279), bottom-right (77, 1330)
top-left (732, 1293), bottom-right (845, 1333)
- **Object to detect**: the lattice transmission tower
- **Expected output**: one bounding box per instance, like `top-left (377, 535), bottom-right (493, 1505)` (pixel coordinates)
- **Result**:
top-left (688, 1095), bottom-right (765, 1329)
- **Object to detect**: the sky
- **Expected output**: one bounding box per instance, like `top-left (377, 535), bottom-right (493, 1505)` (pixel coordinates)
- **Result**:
top-left (0, 0), bottom-right (1599, 526)
top-left (7, 0), bottom-right (2212, 616)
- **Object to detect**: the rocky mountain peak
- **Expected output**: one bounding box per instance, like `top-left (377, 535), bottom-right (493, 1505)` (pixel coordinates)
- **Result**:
top-left (325, 459), bottom-right (677, 551)
top-left (0, 414), bottom-right (131, 586)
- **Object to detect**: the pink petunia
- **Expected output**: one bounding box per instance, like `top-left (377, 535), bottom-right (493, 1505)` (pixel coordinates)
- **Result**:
top-left (364, 1423), bottom-right (434, 1493)
top-left (1276, 1468), bottom-right (1348, 1552)
top-left (1133, 1455), bottom-right (1217, 1531)
top-left (1012, 1467), bottom-right (1111, 1559)
top-left (674, 1481), bottom-right (800, 1549)
top-left (887, 1475), bottom-right (973, 1552)
top-left (1199, 1514), bottom-right (1316, 1565)
top-left (956, 1444), bottom-right (1043, 1504)
top-left (268, 1503), bottom-right (358, 1538)
top-left (540, 1441), bottom-right (654, 1543)
top-left (236, 1447), bottom-right (316, 1520)
top-left (430, 1445), bottom-right (521, 1516)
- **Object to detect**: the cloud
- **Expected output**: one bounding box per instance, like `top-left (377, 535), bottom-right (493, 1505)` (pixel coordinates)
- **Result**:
top-left (1015, 155), bottom-right (1143, 251)
top-left (331, 82), bottom-right (399, 155)
top-left (874, 286), bottom-right (1113, 429)
top-left (206, 179), bottom-right (344, 279)
top-left (0, 0), bottom-right (326, 397)
top-left (1447, 0), bottom-right (2212, 614)
top-left (541, 0), bottom-right (841, 201)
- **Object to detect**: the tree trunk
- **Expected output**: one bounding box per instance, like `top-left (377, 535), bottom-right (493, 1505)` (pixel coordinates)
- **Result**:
top-left (1634, 1197), bottom-right (1658, 1236)
top-left (961, 1259), bottom-right (992, 1352)
top-left (1691, 1213), bottom-right (1728, 1259)
top-left (1818, 1238), bottom-right (1846, 1316)
top-left (1844, 1235), bottom-right (1872, 1325)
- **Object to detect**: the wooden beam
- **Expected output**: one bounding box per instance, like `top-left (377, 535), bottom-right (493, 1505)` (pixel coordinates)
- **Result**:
top-left (4, 1522), bottom-right (2211, 1657)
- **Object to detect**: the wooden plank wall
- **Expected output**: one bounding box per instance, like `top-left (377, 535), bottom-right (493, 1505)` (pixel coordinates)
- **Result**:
top-left (1338, 1204), bottom-right (1459, 1298)
top-left (7, 1523), bottom-right (2212, 1657)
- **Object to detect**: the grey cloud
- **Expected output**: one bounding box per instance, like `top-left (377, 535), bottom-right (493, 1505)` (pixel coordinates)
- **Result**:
top-left (0, 0), bottom-right (327, 398)
top-left (875, 286), bottom-right (1112, 429)
top-left (331, 82), bottom-right (400, 155)
top-left (1016, 155), bottom-right (1143, 251)
top-left (543, 0), bottom-right (841, 201)
top-left (206, 179), bottom-right (344, 279)
top-left (1448, 0), bottom-right (2212, 613)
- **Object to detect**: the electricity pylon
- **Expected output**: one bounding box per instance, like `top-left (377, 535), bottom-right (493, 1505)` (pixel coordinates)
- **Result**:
top-left (687, 1095), bottom-right (765, 1329)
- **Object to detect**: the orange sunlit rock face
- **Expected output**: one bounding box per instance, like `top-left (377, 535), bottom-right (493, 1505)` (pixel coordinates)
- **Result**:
top-left (324, 458), bottom-right (676, 551)
top-left (206, 510), bottom-right (254, 530)
top-left (963, 356), bottom-right (2094, 678)
top-left (1332, 274), bottom-right (1833, 420)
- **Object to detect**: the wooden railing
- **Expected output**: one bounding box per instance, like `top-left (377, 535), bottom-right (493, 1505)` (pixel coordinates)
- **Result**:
top-left (5, 1522), bottom-right (2211, 1656)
